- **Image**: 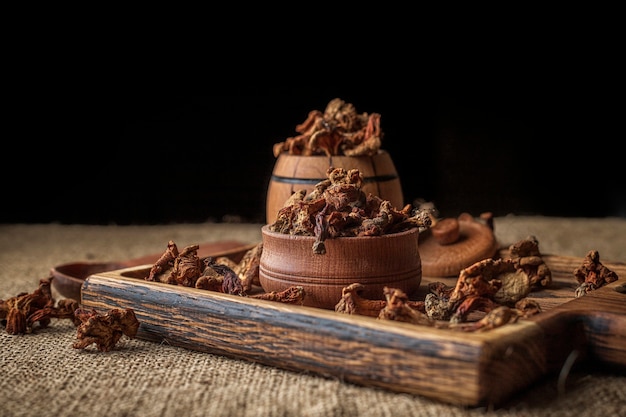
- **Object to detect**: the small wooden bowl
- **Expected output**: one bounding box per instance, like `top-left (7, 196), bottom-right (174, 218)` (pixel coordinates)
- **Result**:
top-left (259, 225), bottom-right (422, 310)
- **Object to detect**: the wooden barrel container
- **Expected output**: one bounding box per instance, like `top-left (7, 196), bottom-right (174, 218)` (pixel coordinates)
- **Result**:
top-left (266, 150), bottom-right (404, 224)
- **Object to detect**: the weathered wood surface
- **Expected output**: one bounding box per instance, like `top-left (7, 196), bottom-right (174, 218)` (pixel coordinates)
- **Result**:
top-left (81, 252), bottom-right (626, 407)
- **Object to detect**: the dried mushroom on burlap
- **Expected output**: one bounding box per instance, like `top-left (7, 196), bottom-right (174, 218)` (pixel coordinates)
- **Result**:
top-left (1, 276), bottom-right (140, 351)
top-left (0, 277), bottom-right (79, 335)
top-left (73, 307), bottom-right (140, 352)
top-left (574, 249), bottom-right (619, 297)
top-left (273, 98), bottom-right (383, 157)
top-left (270, 166), bottom-right (431, 254)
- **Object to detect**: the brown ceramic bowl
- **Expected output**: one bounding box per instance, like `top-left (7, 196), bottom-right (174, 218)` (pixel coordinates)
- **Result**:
top-left (259, 225), bottom-right (422, 310)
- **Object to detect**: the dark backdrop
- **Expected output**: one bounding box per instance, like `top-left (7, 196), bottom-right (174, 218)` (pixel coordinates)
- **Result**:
top-left (4, 92), bottom-right (623, 224)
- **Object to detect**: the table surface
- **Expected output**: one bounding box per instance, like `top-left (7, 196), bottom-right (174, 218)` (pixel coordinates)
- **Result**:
top-left (1, 217), bottom-right (625, 417)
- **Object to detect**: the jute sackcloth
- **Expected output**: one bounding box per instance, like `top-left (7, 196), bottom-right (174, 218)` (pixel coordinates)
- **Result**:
top-left (1, 217), bottom-right (625, 417)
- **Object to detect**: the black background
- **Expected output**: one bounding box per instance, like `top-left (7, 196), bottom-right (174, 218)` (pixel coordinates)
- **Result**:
top-left (4, 90), bottom-right (623, 225)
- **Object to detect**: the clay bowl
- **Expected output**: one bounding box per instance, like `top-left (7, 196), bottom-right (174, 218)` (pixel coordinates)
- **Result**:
top-left (259, 225), bottom-right (422, 310)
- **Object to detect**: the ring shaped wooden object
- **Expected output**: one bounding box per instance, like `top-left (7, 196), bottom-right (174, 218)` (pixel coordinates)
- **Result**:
top-left (419, 215), bottom-right (498, 277)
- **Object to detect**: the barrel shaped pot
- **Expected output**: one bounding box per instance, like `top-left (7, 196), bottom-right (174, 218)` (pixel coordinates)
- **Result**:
top-left (259, 225), bottom-right (422, 310)
top-left (266, 150), bottom-right (404, 224)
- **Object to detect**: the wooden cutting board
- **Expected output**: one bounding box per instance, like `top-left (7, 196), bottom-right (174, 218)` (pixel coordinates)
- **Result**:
top-left (80, 249), bottom-right (626, 407)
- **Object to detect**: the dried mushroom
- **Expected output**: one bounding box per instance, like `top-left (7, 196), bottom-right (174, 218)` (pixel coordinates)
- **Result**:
top-left (232, 242), bottom-right (263, 292)
top-left (515, 298), bottom-right (542, 317)
top-left (425, 258), bottom-right (535, 324)
top-left (170, 244), bottom-right (204, 287)
top-left (273, 98), bottom-right (383, 157)
top-left (334, 283), bottom-right (386, 317)
top-left (144, 241), bottom-right (302, 305)
top-left (0, 277), bottom-right (79, 335)
top-left (146, 240), bottom-right (179, 282)
top-left (574, 250), bottom-right (619, 297)
top-left (377, 287), bottom-right (435, 326)
top-left (250, 286), bottom-right (305, 305)
top-left (270, 167), bottom-right (431, 254)
top-left (334, 283), bottom-right (424, 318)
top-left (508, 236), bottom-right (552, 289)
top-left (73, 308), bottom-right (140, 352)
top-left (333, 234), bottom-right (554, 332)
top-left (448, 306), bottom-right (522, 332)
top-left (335, 271), bottom-right (541, 332)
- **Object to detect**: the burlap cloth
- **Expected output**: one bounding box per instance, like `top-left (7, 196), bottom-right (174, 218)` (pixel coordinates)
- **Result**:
top-left (1, 217), bottom-right (625, 417)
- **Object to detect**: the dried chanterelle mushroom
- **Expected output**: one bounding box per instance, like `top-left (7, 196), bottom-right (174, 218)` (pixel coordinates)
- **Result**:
top-left (73, 308), bottom-right (140, 352)
top-left (377, 287), bottom-right (435, 326)
top-left (273, 98), bottom-right (383, 158)
top-left (335, 283), bottom-right (425, 318)
top-left (574, 250), bottom-right (619, 297)
top-left (270, 166), bottom-right (432, 254)
top-left (144, 241), bottom-right (304, 305)
top-left (508, 235), bottom-right (552, 289)
top-left (0, 277), bottom-right (80, 335)
top-left (424, 256), bottom-right (540, 325)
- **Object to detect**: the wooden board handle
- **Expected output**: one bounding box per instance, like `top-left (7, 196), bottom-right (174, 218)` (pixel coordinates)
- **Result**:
top-left (516, 252), bottom-right (626, 372)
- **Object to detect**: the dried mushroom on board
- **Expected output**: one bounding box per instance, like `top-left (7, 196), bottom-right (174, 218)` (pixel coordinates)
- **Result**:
top-left (144, 241), bottom-right (304, 305)
top-left (147, 240), bottom-right (255, 293)
top-left (335, 283), bottom-right (425, 318)
top-left (273, 98), bottom-right (383, 157)
top-left (377, 287), bottom-right (435, 326)
top-left (424, 257), bottom-right (538, 324)
top-left (334, 235), bottom-right (548, 332)
top-left (270, 167), bottom-right (432, 254)
top-left (508, 236), bottom-right (552, 289)
top-left (574, 250), bottom-right (619, 297)
top-left (333, 235), bottom-right (622, 332)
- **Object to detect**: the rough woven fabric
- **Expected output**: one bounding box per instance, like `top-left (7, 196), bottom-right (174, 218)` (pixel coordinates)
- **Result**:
top-left (1, 218), bottom-right (625, 417)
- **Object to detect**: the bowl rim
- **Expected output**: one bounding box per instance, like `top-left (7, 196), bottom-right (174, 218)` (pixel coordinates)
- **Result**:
top-left (261, 224), bottom-right (421, 240)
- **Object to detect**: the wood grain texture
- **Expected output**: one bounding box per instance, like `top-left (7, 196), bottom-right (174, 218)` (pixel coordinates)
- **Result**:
top-left (266, 151), bottom-right (404, 224)
top-left (80, 252), bottom-right (626, 407)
